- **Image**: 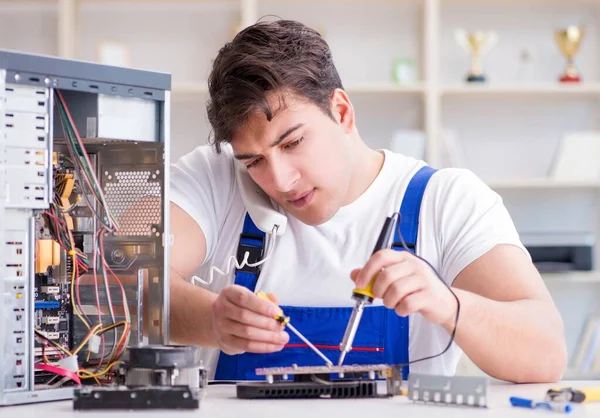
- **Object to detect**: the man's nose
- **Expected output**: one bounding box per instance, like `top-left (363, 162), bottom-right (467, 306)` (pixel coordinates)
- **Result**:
top-left (269, 160), bottom-right (299, 193)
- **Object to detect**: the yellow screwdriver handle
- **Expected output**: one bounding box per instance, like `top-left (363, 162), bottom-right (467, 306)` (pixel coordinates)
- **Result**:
top-left (353, 215), bottom-right (397, 301)
top-left (582, 387), bottom-right (600, 402)
top-left (256, 291), bottom-right (290, 325)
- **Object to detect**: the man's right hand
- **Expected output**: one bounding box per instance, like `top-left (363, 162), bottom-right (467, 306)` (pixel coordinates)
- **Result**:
top-left (210, 285), bottom-right (290, 355)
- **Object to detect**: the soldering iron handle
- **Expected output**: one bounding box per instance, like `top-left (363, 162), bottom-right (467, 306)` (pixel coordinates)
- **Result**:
top-left (371, 216), bottom-right (397, 256)
top-left (353, 216), bottom-right (397, 300)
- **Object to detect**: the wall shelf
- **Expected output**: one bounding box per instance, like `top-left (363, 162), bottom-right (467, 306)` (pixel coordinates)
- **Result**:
top-left (346, 82), bottom-right (426, 94)
top-left (172, 81), bottom-right (209, 95)
top-left (441, 83), bottom-right (600, 96)
top-left (486, 179), bottom-right (600, 189)
top-left (542, 271), bottom-right (600, 284)
top-left (171, 81), bottom-right (427, 96)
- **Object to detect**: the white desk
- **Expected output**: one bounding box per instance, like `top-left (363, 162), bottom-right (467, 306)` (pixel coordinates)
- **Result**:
top-left (2, 380), bottom-right (600, 417)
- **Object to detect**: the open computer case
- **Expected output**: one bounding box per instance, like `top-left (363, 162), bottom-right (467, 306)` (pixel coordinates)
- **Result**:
top-left (0, 49), bottom-right (179, 406)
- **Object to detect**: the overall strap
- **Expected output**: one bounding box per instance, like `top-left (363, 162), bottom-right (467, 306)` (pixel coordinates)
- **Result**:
top-left (392, 164), bottom-right (437, 379)
top-left (234, 213), bottom-right (266, 292)
top-left (394, 165), bottom-right (437, 252)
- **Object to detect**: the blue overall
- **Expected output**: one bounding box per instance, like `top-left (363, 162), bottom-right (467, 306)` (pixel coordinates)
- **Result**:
top-left (214, 166), bottom-right (437, 381)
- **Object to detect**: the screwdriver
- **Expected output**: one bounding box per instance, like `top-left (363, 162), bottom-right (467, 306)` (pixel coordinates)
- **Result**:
top-left (546, 386), bottom-right (600, 403)
top-left (337, 214), bottom-right (398, 366)
top-left (257, 291), bottom-right (333, 366)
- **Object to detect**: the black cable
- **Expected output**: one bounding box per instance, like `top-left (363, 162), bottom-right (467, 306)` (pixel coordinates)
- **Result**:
top-left (390, 212), bottom-right (461, 371)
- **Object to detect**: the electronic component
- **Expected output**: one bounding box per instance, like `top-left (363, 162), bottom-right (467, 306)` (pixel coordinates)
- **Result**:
top-left (236, 364), bottom-right (403, 399)
top-left (73, 346), bottom-right (207, 410)
top-left (237, 364), bottom-right (489, 406)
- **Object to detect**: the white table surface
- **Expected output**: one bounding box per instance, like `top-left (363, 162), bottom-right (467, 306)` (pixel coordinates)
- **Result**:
top-left (2, 380), bottom-right (600, 417)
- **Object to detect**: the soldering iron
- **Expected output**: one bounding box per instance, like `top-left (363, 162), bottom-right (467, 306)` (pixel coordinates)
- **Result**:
top-left (337, 213), bottom-right (398, 366)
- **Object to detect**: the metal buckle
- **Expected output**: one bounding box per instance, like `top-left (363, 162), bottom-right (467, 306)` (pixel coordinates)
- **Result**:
top-left (236, 234), bottom-right (265, 275)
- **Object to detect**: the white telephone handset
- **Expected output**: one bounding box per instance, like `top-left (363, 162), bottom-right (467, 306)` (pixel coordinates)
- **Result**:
top-left (190, 161), bottom-right (286, 286)
top-left (234, 160), bottom-right (287, 236)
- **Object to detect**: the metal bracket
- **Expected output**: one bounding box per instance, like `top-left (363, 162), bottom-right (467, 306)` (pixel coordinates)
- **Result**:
top-left (407, 373), bottom-right (489, 407)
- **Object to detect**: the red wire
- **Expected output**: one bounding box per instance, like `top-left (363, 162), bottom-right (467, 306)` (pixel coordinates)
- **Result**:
top-left (92, 228), bottom-right (103, 328)
top-left (42, 209), bottom-right (67, 249)
top-left (35, 363), bottom-right (81, 385)
top-left (99, 229), bottom-right (124, 362)
top-left (102, 246), bottom-right (130, 361)
top-left (55, 90), bottom-right (117, 232)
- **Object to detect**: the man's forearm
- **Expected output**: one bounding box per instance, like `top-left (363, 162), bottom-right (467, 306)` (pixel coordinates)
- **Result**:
top-left (443, 288), bottom-right (567, 383)
top-left (168, 269), bottom-right (219, 347)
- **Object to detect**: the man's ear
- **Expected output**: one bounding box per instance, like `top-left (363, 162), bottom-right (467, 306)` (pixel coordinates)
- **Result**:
top-left (330, 88), bottom-right (355, 134)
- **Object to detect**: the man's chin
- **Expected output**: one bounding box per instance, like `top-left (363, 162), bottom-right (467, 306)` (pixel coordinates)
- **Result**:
top-left (284, 204), bottom-right (337, 226)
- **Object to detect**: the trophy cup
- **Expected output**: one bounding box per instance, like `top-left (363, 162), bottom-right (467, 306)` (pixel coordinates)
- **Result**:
top-left (555, 26), bottom-right (584, 83)
top-left (455, 29), bottom-right (498, 83)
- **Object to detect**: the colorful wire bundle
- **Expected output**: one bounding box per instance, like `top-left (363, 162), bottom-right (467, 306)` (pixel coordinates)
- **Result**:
top-left (33, 90), bottom-right (133, 388)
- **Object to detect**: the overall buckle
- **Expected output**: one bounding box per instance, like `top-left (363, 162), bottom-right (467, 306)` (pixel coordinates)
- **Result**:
top-left (236, 233), bottom-right (265, 275)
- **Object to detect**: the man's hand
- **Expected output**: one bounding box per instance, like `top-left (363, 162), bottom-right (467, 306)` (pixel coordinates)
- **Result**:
top-left (352, 249), bottom-right (457, 326)
top-left (210, 285), bottom-right (290, 355)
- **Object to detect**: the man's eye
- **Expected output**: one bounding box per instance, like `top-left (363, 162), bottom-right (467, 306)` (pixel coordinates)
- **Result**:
top-left (285, 137), bottom-right (303, 149)
top-left (246, 159), bottom-right (261, 169)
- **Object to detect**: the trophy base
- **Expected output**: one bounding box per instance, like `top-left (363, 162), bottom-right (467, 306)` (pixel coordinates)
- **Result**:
top-left (559, 74), bottom-right (581, 83)
top-left (466, 74), bottom-right (486, 83)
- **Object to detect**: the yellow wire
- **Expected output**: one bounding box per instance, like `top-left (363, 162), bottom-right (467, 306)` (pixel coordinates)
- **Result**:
top-left (97, 321), bottom-right (128, 335)
top-left (104, 323), bottom-right (130, 364)
top-left (78, 361), bottom-right (123, 379)
top-left (71, 323), bottom-right (102, 356)
top-left (69, 247), bottom-right (90, 330)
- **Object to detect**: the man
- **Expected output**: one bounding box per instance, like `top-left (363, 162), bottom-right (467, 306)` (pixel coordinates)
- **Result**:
top-left (167, 19), bottom-right (567, 383)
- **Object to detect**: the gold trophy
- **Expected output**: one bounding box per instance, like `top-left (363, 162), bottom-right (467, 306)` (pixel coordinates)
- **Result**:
top-left (455, 29), bottom-right (498, 83)
top-left (555, 26), bottom-right (584, 83)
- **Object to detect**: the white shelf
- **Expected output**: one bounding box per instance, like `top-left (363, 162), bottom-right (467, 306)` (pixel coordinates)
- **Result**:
top-left (171, 81), bottom-right (426, 96)
top-left (543, 271), bottom-right (600, 284)
top-left (485, 179), bottom-right (600, 189)
top-left (444, 0), bottom-right (600, 4)
top-left (563, 368), bottom-right (600, 380)
top-left (346, 82), bottom-right (425, 94)
top-left (441, 83), bottom-right (600, 96)
top-left (172, 81), bottom-right (209, 95)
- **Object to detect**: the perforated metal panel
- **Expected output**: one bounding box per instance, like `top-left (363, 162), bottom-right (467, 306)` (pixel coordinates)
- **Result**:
top-left (103, 170), bottom-right (161, 236)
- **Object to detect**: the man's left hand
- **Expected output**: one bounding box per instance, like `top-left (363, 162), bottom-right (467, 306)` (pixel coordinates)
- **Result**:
top-left (351, 249), bottom-right (457, 327)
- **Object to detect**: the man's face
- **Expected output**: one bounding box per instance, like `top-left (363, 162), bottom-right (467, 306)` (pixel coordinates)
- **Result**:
top-left (230, 91), bottom-right (354, 225)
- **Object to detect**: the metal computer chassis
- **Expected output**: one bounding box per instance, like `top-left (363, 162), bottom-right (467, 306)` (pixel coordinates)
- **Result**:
top-left (73, 345), bottom-right (207, 410)
top-left (236, 364), bottom-right (401, 399)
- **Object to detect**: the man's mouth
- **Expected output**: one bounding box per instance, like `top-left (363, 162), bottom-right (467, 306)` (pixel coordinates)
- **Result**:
top-left (288, 189), bottom-right (315, 208)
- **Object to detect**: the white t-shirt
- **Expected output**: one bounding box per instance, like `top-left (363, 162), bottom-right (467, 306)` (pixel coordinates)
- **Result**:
top-left (170, 144), bottom-right (528, 379)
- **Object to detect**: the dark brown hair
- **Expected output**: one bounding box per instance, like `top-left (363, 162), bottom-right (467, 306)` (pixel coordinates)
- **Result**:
top-left (206, 19), bottom-right (344, 153)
